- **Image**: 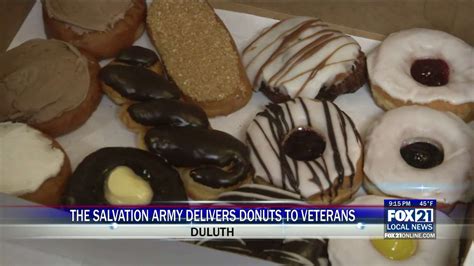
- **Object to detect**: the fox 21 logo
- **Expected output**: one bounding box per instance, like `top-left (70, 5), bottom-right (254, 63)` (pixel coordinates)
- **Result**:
top-left (384, 199), bottom-right (436, 238)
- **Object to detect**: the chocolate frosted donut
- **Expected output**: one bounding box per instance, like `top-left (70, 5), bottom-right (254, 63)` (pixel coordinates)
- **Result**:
top-left (127, 99), bottom-right (209, 128)
top-left (144, 127), bottom-right (253, 199)
top-left (63, 147), bottom-right (187, 205)
top-left (242, 17), bottom-right (366, 103)
top-left (116, 46), bottom-right (159, 67)
top-left (99, 64), bottom-right (180, 102)
top-left (247, 97), bottom-right (363, 203)
top-left (145, 127), bottom-right (251, 188)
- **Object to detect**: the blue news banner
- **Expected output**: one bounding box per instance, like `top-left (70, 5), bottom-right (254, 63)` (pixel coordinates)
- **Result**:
top-left (4, 200), bottom-right (437, 239)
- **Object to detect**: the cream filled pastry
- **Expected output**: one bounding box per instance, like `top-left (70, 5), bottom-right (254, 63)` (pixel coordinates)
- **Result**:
top-left (363, 106), bottom-right (473, 205)
top-left (328, 195), bottom-right (461, 266)
top-left (0, 39), bottom-right (101, 137)
top-left (0, 39), bottom-right (89, 124)
top-left (247, 98), bottom-right (363, 203)
top-left (0, 122), bottom-right (71, 205)
top-left (43, 0), bottom-right (146, 59)
top-left (243, 17), bottom-right (366, 102)
top-left (367, 28), bottom-right (474, 121)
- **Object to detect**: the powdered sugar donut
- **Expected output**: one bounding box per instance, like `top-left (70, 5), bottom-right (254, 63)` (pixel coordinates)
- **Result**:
top-left (328, 195), bottom-right (461, 266)
top-left (243, 17), bottom-right (366, 103)
top-left (364, 106), bottom-right (473, 206)
top-left (367, 28), bottom-right (474, 121)
top-left (247, 97), bottom-right (363, 203)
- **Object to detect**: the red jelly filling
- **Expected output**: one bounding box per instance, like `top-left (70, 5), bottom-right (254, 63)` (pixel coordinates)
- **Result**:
top-left (410, 59), bottom-right (449, 86)
top-left (283, 127), bottom-right (326, 161)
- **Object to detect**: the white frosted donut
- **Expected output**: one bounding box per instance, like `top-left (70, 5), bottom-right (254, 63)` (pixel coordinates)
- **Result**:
top-left (246, 97), bottom-right (363, 202)
top-left (364, 106), bottom-right (474, 204)
top-left (0, 122), bottom-right (65, 195)
top-left (328, 195), bottom-right (461, 266)
top-left (368, 28), bottom-right (474, 104)
top-left (242, 16), bottom-right (365, 101)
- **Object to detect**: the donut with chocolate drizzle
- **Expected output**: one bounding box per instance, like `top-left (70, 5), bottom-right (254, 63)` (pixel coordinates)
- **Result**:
top-left (247, 97), bottom-right (363, 203)
top-left (63, 147), bottom-right (187, 205)
top-left (145, 127), bottom-right (252, 189)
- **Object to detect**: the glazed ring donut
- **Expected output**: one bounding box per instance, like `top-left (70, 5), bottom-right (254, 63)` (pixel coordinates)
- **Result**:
top-left (43, 0), bottom-right (146, 59)
top-left (144, 127), bottom-right (253, 200)
top-left (246, 97), bottom-right (363, 203)
top-left (63, 147), bottom-right (187, 205)
top-left (0, 122), bottom-right (71, 206)
top-left (367, 28), bottom-right (474, 121)
top-left (328, 196), bottom-right (462, 266)
top-left (120, 99), bottom-right (210, 133)
top-left (363, 106), bottom-right (473, 207)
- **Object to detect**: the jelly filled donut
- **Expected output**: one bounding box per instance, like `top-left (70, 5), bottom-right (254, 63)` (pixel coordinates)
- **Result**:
top-left (120, 99), bottom-right (210, 133)
top-left (144, 127), bottom-right (253, 200)
top-left (63, 147), bottom-right (187, 205)
top-left (364, 106), bottom-right (473, 207)
top-left (328, 195), bottom-right (462, 266)
top-left (247, 97), bottom-right (363, 203)
top-left (0, 122), bottom-right (71, 205)
top-left (242, 17), bottom-right (367, 103)
top-left (367, 28), bottom-right (474, 121)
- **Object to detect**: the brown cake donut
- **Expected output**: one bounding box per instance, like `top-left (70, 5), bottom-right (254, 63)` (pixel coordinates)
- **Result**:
top-left (0, 39), bottom-right (102, 137)
top-left (42, 0), bottom-right (146, 59)
top-left (242, 17), bottom-right (367, 103)
top-left (1, 122), bottom-right (71, 206)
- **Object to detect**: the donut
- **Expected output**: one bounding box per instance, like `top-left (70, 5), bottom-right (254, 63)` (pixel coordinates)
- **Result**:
top-left (259, 239), bottom-right (329, 266)
top-left (99, 64), bottom-right (181, 105)
top-left (116, 46), bottom-right (159, 68)
top-left (63, 147), bottom-right (187, 205)
top-left (120, 99), bottom-right (210, 133)
top-left (0, 122), bottom-right (71, 205)
top-left (363, 106), bottom-right (473, 207)
top-left (247, 97), bottom-right (363, 203)
top-left (242, 17), bottom-right (367, 103)
top-left (367, 28), bottom-right (474, 121)
top-left (144, 127), bottom-right (253, 200)
top-left (217, 183), bottom-right (303, 201)
top-left (196, 239), bottom-right (255, 257)
top-left (0, 39), bottom-right (102, 137)
top-left (147, 0), bottom-right (253, 117)
top-left (197, 238), bottom-right (329, 265)
top-left (328, 195), bottom-right (462, 266)
top-left (42, 0), bottom-right (146, 59)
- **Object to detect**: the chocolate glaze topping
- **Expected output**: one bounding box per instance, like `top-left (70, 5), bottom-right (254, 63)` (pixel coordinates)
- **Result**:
top-left (128, 99), bottom-right (209, 128)
top-left (145, 127), bottom-right (252, 188)
top-left (400, 141), bottom-right (444, 169)
top-left (99, 64), bottom-right (180, 101)
top-left (63, 147), bottom-right (187, 205)
top-left (116, 46), bottom-right (159, 67)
